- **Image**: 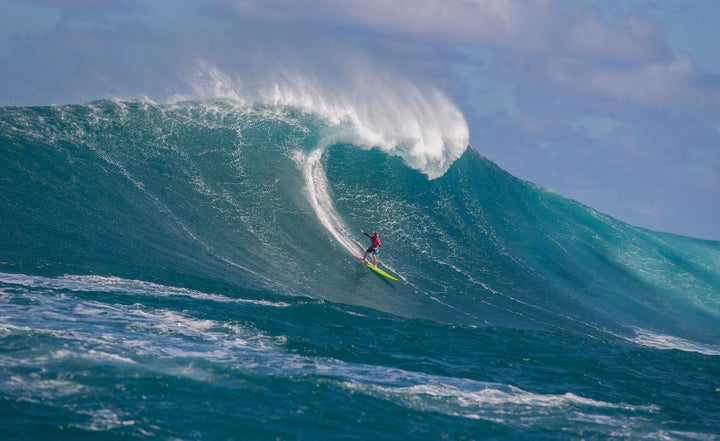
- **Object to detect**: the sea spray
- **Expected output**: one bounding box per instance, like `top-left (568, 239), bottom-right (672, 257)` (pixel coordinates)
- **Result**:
top-left (190, 62), bottom-right (469, 178)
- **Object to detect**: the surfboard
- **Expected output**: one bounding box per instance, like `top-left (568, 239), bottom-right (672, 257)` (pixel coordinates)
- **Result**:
top-left (354, 255), bottom-right (400, 281)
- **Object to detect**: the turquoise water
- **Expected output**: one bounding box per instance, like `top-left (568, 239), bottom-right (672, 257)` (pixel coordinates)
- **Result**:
top-left (1, 101), bottom-right (719, 440)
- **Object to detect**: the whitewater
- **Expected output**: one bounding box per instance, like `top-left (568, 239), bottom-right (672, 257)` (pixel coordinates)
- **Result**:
top-left (1, 89), bottom-right (719, 439)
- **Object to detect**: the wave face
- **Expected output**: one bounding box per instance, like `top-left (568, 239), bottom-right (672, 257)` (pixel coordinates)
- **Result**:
top-left (1, 101), bottom-right (719, 440)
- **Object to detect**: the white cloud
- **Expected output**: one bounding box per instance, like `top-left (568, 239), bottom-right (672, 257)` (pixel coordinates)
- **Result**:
top-left (544, 51), bottom-right (720, 111)
top-left (209, 0), bottom-right (712, 111)
top-left (563, 11), bottom-right (665, 62)
top-left (212, 1), bottom-right (664, 59)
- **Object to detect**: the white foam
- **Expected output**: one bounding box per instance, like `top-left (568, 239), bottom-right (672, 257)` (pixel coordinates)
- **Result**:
top-left (334, 373), bottom-right (659, 432)
top-left (2, 376), bottom-right (88, 404)
top-left (628, 328), bottom-right (720, 356)
top-left (72, 408), bottom-right (135, 432)
top-left (86, 350), bottom-right (137, 365)
top-left (292, 147), bottom-right (403, 280)
top-left (0, 272), bottom-right (290, 308)
top-left (0, 273), bottom-right (285, 378)
top-left (1, 277), bottom-right (666, 435)
top-left (293, 148), bottom-right (362, 256)
top-left (190, 62), bottom-right (469, 179)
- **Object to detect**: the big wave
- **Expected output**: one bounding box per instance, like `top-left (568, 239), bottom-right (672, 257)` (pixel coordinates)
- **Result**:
top-left (1, 99), bottom-right (718, 352)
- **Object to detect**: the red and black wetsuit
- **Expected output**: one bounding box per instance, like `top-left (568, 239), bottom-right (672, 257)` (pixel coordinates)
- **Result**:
top-left (364, 232), bottom-right (381, 253)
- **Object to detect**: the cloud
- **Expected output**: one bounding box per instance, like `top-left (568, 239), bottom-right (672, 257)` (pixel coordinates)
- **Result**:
top-left (544, 52), bottom-right (703, 109)
top-left (5, 0), bottom-right (715, 112)
top-left (207, 0), bottom-right (720, 114)
top-left (20, 0), bottom-right (133, 12)
top-left (211, 0), bottom-right (665, 59)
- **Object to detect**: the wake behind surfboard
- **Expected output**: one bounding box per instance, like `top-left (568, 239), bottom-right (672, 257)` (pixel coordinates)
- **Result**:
top-left (354, 255), bottom-right (400, 281)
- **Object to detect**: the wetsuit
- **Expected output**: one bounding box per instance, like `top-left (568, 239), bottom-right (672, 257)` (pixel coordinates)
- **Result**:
top-left (364, 232), bottom-right (381, 254)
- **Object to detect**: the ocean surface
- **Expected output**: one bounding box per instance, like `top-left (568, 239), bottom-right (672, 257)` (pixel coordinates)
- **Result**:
top-left (1, 100), bottom-right (719, 440)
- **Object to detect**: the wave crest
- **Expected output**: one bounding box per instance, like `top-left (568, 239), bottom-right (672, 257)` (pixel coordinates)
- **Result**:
top-left (189, 62), bottom-right (469, 179)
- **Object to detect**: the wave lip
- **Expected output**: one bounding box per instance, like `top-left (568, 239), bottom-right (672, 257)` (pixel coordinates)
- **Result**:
top-left (191, 63), bottom-right (469, 179)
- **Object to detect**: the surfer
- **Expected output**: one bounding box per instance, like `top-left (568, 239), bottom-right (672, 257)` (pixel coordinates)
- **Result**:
top-left (361, 229), bottom-right (381, 267)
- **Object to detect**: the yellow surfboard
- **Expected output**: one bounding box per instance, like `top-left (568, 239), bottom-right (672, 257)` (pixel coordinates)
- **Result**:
top-left (355, 255), bottom-right (400, 281)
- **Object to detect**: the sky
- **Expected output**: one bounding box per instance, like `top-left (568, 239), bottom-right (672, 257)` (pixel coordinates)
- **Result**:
top-left (1, 0), bottom-right (718, 240)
